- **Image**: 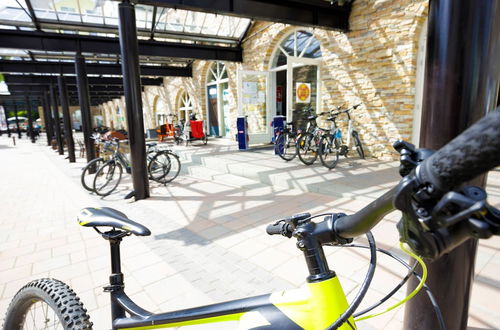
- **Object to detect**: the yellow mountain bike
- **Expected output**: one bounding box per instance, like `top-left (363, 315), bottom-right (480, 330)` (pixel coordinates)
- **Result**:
top-left (3, 109), bottom-right (499, 330)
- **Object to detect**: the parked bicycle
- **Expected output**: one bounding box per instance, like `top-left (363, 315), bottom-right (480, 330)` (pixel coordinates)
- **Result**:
top-left (296, 108), bottom-right (332, 165)
top-left (3, 110), bottom-right (499, 330)
top-left (80, 133), bottom-right (111, 192)
top-left (319, 104), bottom-right (365, 169)
top-left (274, 107), bottom-right (316, 161)
top-left (176, 113), bottom-right (208, 146)
top-left (92, 139), bottom-right (181, 196)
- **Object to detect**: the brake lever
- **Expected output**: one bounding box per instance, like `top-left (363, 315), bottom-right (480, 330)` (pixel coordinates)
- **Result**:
top-left (393, 140), bottom-right (435, 177)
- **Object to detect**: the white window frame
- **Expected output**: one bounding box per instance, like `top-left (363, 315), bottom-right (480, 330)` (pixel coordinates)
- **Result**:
top-left (178, 91), bottom-right (194, 122)
top-left (268, 29), bottom-right (323, 121)
top-left (206, 62), bottom-right (230, 137)
top-left (237, 69), bottom-right (272, 144)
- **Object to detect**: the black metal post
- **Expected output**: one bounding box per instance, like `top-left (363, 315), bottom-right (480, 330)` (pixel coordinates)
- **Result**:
top-left (13, 103), bottom-right (21, 139)
top-left (5, 104), bottom-right (11, 137)
top-left (42, 92), bottom-right (53, 146)
top-left (25, 96), bottom-right (35, 143)
top-left (50, 84), bottom-right (64, 155)
top-left (404, 1), bottom-right (500, 329)
top-left (118, 0), bottom-right (149, 200)
top-left (58, 75), bottom-right (76, 162)
top-left (75, 54), bottom-right (96, 163)
top-left (0, 103), bottom-right (3, 137)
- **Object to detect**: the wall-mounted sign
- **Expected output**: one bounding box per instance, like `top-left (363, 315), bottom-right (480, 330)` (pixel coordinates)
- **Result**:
top-left (242, 81), bottom-right (259, 104)
top-left (296, 82), bottom-right (311, 103)
top-left (243, 81), bottom-right (257, 94)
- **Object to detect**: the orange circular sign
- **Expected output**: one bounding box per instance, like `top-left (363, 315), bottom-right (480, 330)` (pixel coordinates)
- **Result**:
top-left (297, 83), bottom-right (310, 102)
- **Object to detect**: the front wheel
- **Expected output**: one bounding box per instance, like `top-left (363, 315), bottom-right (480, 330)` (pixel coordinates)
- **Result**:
top-left (352, 131), bottom-right (365, 159)
top-left (275, 132), bottom-right (297, 161)
top-left (93, 160), bottom-right (123, 196)
top-left (297, 132), bottom-right (319, 165)
top-left (80, 157), bottom-right (104, 191)
top-left (319, 134), bottom-right (340, 169)
top-left (2, 278), bottom-right (93, 330)
top-left (148, 151), bottom-right (181, 184)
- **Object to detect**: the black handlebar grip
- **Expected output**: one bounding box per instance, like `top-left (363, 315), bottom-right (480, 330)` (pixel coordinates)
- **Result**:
top-left (417, 108), bottom-right (500, 195)
top-left (266, 222), bottom-right (292, 237)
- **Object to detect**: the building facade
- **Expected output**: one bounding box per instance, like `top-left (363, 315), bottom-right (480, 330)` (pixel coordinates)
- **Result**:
top-left (101, 0), bottom-right (429, 159)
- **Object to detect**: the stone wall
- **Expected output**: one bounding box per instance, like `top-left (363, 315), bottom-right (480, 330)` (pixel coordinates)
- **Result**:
top-left (317, 0), bottom-right (429, 158)
top-left (98, 0), bottom-right (428, 159)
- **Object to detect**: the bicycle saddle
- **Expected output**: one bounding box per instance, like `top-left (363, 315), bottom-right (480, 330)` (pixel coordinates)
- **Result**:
top-left (77, 207), bottom-right (151, 236)
top-left (146, 142), bottom-right (157, 147)
top-left (307, 115), bottom-right (318, 120)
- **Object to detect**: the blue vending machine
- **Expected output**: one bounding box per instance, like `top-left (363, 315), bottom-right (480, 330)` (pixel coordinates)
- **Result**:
top-left (236, 116), bottom-right (249, 150)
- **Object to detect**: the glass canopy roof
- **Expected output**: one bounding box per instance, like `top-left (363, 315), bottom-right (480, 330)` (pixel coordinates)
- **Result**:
top-left (0, 0), bottom-right (251, 73)
top-left (0, 0), bottom-right (251, 44)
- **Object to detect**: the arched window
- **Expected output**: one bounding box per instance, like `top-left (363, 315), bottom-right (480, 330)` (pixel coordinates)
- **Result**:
top-left (206, 62), bottom-right (230, 137)
top-left (178, 90), bottom-right (193, 122)
top-left (155, 97), bottom-right (168, 126)
top-left (270, 30), bottom-right (322, 125)
top-left (272, 30), bottom-right (322, 69)
top-left (116, 104), bottom-right (126, 129)
top-left (208, 61), bottom-right (228, 83)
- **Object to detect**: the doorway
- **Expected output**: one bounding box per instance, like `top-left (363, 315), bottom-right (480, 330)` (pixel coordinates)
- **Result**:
top-left (270, 30), bottom-right (322, 128)
top-left (206, 62), bottom-right (230, 138)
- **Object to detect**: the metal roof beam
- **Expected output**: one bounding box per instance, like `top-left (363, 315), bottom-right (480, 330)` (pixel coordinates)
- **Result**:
top-left (3, 74), bottom-right (163, 86)
top-left (24, 0), bottom-right (41, 30)
top-left (132, 0), bottom-right (351, 31)
top-left (4, 91), bottom-right (124, 98)
top-left (1, 94), bottom-right (120, 107)
top-left (0, 60), bottom-right (191, 77)
top-left (0, 29), bottom-right (242, 61)
top-left (8, 85), bottom-right (125, 92)
top-left (150, 6), bottom-right (158, 40)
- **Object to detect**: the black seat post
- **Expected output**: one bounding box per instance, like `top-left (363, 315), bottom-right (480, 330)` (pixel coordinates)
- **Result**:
top-left (109, 235), bottom-right (123, 275)
top-left (104, 231), bottom-right (126, 321)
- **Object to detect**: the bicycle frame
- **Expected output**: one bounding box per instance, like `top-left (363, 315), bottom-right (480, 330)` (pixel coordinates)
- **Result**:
top-left (108, 141), bottom-right (131, 171)
top-left (110, 279), bottom-right (352, 329)
top-left (102, 231), bottom-right (355, 330)
top-left (345, 112), bottom-right (355, 149)
top-left (328, 110), bottom-right (357, 155)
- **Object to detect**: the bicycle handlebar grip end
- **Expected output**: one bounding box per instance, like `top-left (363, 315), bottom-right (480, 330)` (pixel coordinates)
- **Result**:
top-left (418, 108), bottom-right (500, 194)
top-left (266, 223), bottom-right (292, 238)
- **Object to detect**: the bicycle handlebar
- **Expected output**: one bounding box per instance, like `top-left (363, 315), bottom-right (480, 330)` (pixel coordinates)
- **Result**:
top-left (266, 222), bottom-right (293, 237)
top-left (416, 110), bottom-right (500, 195)
top-left (328, 104), bottom-right (362, 118)
top-left (334, 109), bottom-right (500, 239)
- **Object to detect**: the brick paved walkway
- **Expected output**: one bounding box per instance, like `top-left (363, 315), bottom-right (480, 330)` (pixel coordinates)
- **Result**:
top-left (0, 135), bottom-right (498, 329)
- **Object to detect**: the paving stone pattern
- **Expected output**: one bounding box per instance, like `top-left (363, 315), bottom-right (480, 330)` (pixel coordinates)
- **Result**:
top-left (0, 135), bottom-right (499, 330)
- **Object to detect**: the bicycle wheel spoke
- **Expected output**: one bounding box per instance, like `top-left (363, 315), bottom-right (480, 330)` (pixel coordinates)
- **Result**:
top-left (149, 152), bottom-right (180, 184)
top-left (93, 162), bottom-right (122, 196)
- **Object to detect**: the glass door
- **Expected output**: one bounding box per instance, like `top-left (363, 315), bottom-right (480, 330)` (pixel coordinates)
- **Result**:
top-left (220, 82), bottom-right (231, 137)
top-left (207, 85), bottom-right (219, 136)
top-left (286, 57), bottom-right (321, 130)
top-left (237, 70), bottom-right (271, 144)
